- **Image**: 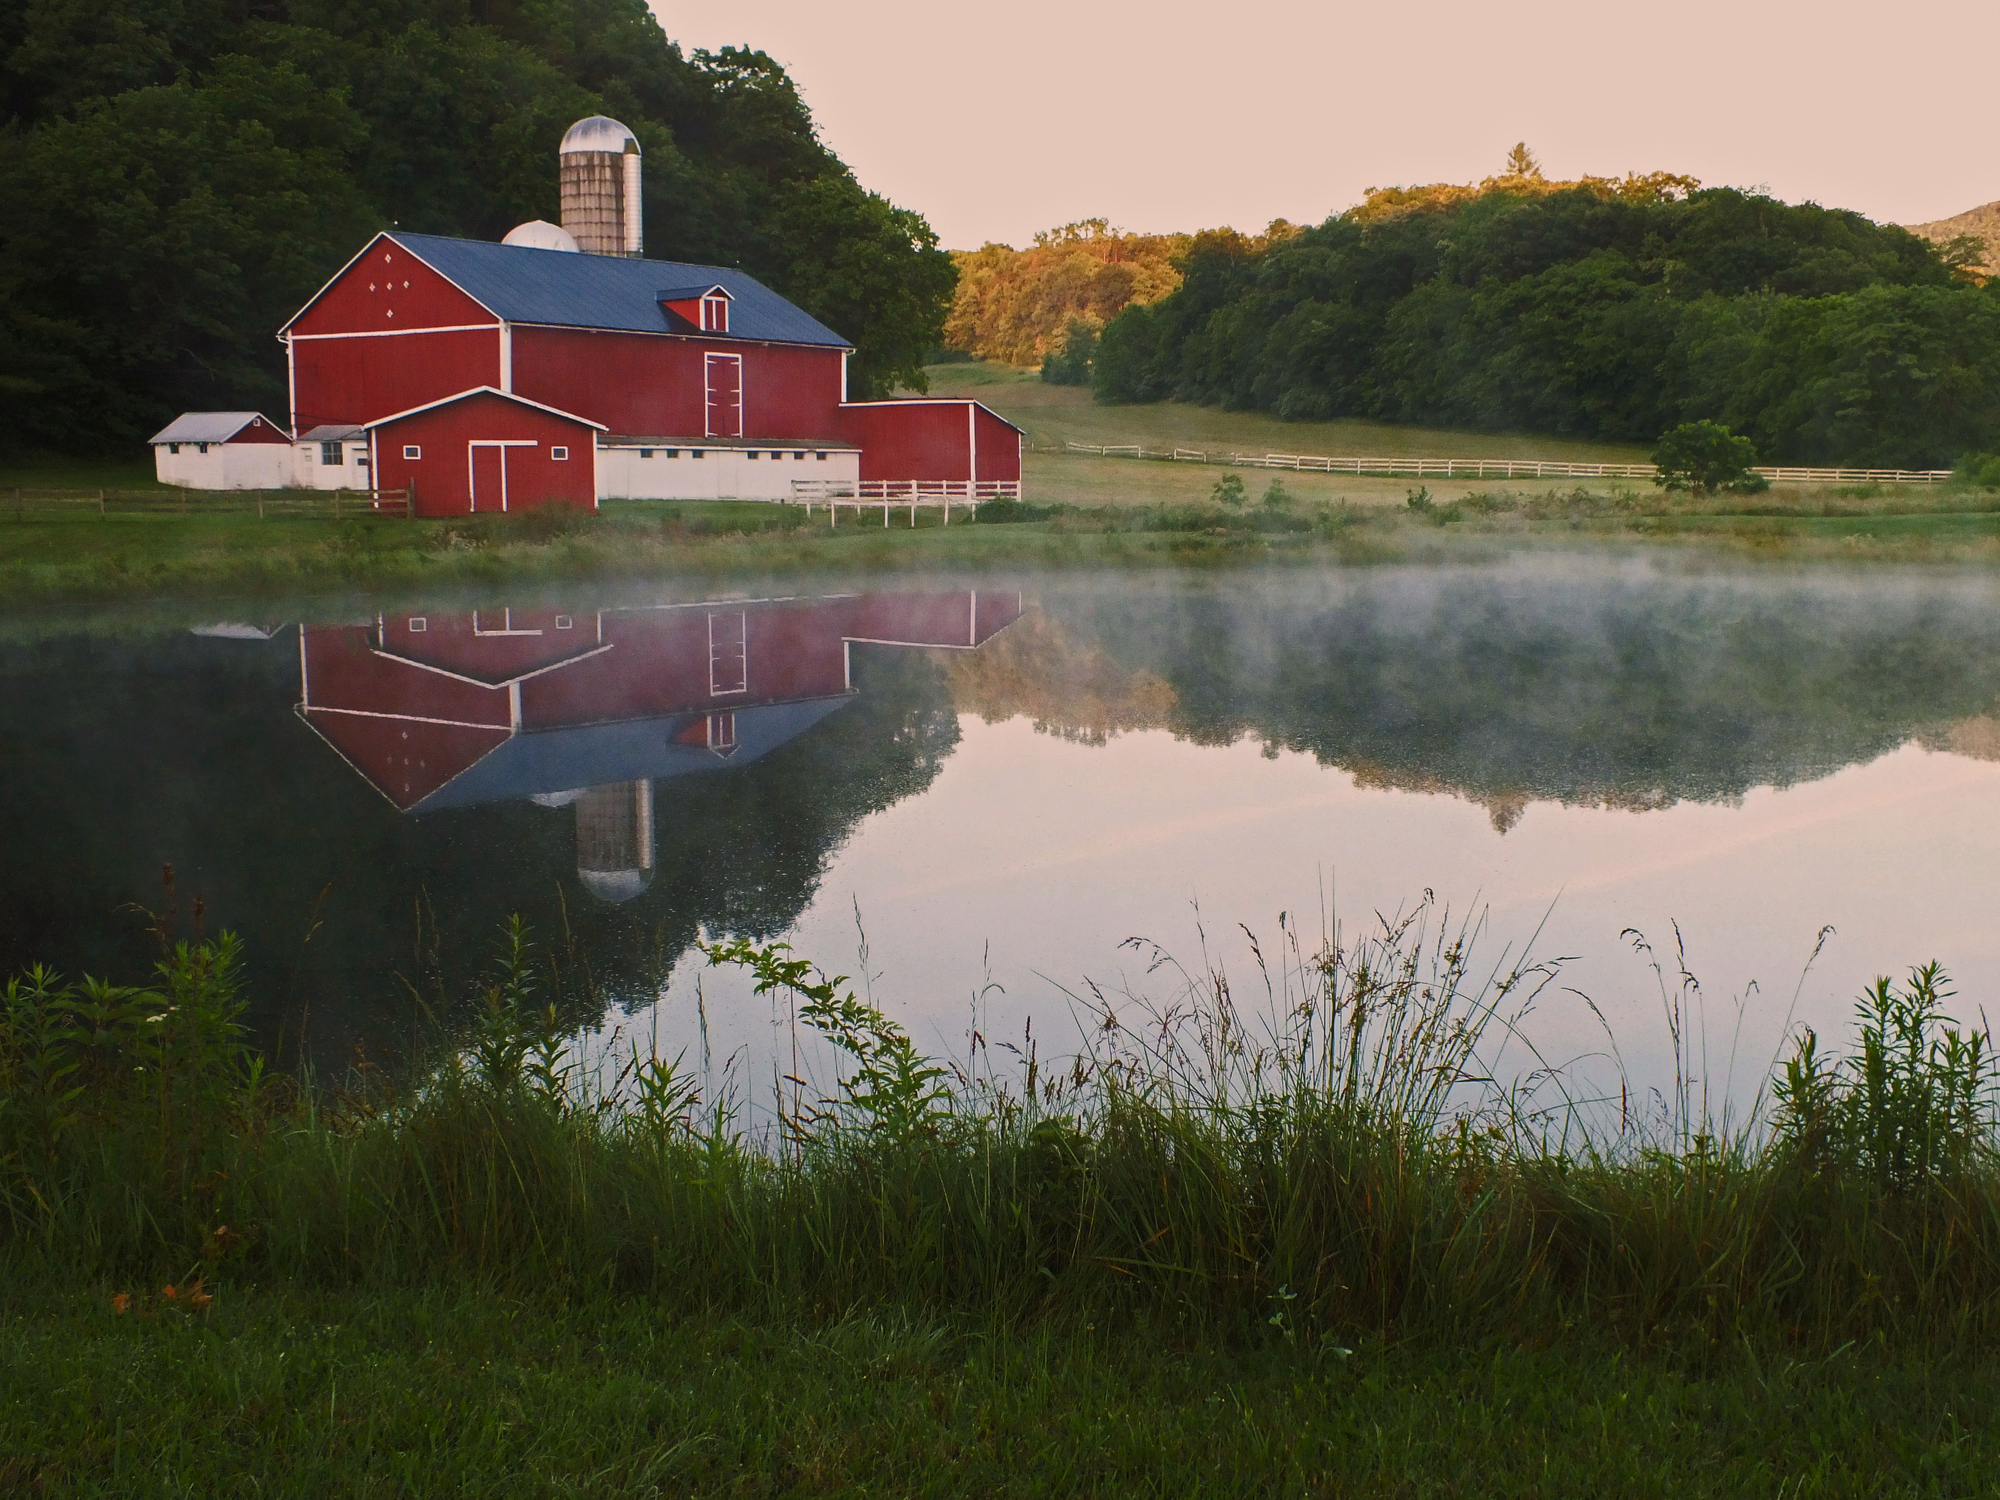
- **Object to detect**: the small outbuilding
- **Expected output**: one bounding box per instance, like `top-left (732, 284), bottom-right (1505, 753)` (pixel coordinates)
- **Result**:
top-left (149, 412), bottom-right (292, 489)
top-left (365, 387), bottom-right (604, 517)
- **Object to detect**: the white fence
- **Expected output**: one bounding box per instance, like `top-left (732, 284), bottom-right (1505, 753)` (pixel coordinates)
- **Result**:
top-left (791, 476), bottom-right (1022, 526)
top-left (1054, 441), bottom-right (1953, 485)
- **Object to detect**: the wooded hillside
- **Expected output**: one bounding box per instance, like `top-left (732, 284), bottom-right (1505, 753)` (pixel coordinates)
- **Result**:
top-left (1092, 151), bottom-right (2000, 468)
top-left (0, 0), bottom-right (956, 452)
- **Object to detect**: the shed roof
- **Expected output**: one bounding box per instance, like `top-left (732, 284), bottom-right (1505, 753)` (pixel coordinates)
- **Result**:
top-left (299, 424), bottom-right (367, 442)
top-left (370, 233), bottom-right (851, 348)
top-left (366, 387), bottom-right (608, 432)
top-left (148, 412), bottom-right (280, 445)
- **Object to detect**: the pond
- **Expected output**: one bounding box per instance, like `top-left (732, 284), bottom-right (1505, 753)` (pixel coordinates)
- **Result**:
top-left (7, 553), bottom-right (2000, 1122)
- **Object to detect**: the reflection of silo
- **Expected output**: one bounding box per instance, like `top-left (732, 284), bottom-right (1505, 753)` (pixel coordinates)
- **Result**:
top-left (575, 780), bottom-right (654, 902)
top-left (558, 116), bottom-right (642, 257)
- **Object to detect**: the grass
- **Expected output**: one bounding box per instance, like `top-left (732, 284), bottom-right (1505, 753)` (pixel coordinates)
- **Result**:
top-left (8, 1281), bottom-right (1999, 1495)
top-left (915, 362), bottom-right (1656, 465)
top-left (9, 903), bottom-right (2000, 1490)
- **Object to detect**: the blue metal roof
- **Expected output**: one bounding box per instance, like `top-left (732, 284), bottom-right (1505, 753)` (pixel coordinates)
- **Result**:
top-left (386, 233), bottom-right (852, 349)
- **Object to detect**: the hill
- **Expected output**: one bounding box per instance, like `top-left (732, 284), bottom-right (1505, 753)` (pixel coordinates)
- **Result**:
top-left (1907, 201), bottom-right (2000, 277)
top-left (1093, 150), bottom-right (2000, 469)
top-left (0, 0), bottom-right (955, 453)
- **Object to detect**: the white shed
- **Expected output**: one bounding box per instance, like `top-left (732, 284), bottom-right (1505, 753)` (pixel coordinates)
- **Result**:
top-left (149, 413), bottom-right (294, 490)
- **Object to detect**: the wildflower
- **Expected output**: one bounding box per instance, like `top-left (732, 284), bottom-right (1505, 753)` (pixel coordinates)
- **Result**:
top-left (162, 1285), bottom-right (177, 1300)
top-left (110, 1293), bottom-right (130, 1315)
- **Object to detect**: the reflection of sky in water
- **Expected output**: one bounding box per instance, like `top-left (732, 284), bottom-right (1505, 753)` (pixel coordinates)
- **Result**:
top-left (627, 713), bottom-right (2000, 1132)
top-left (10, 554), bottom-right (2000, 1127)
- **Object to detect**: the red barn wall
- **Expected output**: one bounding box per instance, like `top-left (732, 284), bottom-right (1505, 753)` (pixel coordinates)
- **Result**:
top-left (291, 239), bottom-right (498, 337)
top-left (840, 402), bottom-right (1022, 483)
top-left (292, 328), bottom-right (501, 431)
top-left (229, 415), bottom-right (292, 444)
top-left (975, 406), bottom-right (1023, 482)
top-left (371, 393), bottom-right (598, 516)
top-left (511, 328), bottom-right (845, 438)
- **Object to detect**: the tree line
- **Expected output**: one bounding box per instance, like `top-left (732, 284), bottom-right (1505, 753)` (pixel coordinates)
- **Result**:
top-left (0, 0), bottom-right (956, 454)
top-left (1091, 157), bottom-right (2000, 467)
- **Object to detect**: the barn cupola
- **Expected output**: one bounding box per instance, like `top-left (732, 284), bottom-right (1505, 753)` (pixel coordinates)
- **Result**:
top-left (657, 284), bottom-right (733, 334)
top-left (558, 116), bottom-right (642, 257)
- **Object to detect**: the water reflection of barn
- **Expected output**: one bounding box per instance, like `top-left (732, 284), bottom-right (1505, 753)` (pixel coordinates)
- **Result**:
top-left (296, 591), bottom-right (1020, 900)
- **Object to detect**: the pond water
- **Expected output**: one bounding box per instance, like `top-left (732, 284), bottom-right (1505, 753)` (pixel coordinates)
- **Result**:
top-left (7, 553), bottom-right (2000, 1120)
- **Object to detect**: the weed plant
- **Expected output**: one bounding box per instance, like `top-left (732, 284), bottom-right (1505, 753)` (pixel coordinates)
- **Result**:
top-left (4, 896), bottom-right (1999, 1354)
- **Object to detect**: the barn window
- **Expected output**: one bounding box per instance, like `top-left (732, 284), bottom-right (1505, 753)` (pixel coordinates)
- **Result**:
top-left (555, 615), bottom-right (573, 630)
top-left (408, 617), bottom-right (427, 632)
top-left (639, 449), bottom-right (653, 459)
top-left (403, 445), bottom-right (421, 460)
top-left (793, 451), bottom-right (806, 460)
top-left (551, 446), bottom-right (569, 461)
top-left (747, 451), bottom-right (759, 461)
top-left (692, 450), bottom-right (704, 459)
top-left (701, 294), bottom-right (729, 333)
top-left (197, 443), bottom-right (210, 454)
top-left (321, 442), bottom-right (343, 465)
top-left (665, 449), bottom-right (680, 458)
top-left (816, 452), bottom-right (828, 461)
top-left (167, 443), bottom-right (180, 455)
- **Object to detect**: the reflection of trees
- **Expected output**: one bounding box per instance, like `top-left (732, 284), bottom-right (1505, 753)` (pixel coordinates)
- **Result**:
top-left (976, 569), bottom-right (2000, 829)
top-left (0, 635), bottom-right (958, 1062)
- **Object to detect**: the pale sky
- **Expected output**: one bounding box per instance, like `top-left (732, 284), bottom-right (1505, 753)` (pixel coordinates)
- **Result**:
top-left (655, 0), bottom-right (1999, 250)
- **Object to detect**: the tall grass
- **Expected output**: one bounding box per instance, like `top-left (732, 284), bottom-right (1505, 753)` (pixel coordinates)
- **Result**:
top-left (4, 896), bottom-right (1999, 1351)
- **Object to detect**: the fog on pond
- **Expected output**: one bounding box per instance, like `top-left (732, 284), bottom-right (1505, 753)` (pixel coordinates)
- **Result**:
top-left (6, 554), bottom-right (2000, 1116)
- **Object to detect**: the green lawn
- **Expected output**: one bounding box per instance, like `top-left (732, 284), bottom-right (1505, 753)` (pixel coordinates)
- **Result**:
top-left (918, 362), bottom-right (1655, 465)
top-left (6, 1280), bottom-right (1994, 1497)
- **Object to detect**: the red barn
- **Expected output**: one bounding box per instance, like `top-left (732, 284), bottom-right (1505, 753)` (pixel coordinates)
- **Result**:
top-left (279, 231), bottom-right (1022, 511)
top-left (366, 388), bottom-right (604, 516)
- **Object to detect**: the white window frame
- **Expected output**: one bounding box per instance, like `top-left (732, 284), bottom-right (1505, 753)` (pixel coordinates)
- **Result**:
top-left (701, 294), bottom-right (729, 333)
top-left (320, 441), bottom-right (343, 465)
top-left (403, 445), bottom-right (422, 460)
top-left (551, 446), bottom-right (569, 461)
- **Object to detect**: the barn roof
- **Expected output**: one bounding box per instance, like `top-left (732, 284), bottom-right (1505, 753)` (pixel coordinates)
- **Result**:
top-left (148, 412), bottom-right (280, 444)
top-left (380, 232), bottom-right (852, 349)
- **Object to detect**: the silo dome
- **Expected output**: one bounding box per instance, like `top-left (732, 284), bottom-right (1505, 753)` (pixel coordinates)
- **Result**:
top-left (578, 867), bottom-right (653, 904)
top-left (502, 220), bottom-right (581, 252)
top-left (560, 116), bottom-right (639, 155)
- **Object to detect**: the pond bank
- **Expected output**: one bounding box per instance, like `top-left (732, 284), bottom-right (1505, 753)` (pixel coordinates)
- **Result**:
top-left (7, 488), bottom-right (2000, 604)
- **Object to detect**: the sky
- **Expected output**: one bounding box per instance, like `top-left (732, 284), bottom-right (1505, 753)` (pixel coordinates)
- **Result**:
top-left (656, 0), bottom-right (2000, 250)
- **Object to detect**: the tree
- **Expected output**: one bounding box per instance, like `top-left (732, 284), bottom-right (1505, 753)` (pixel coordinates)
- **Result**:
top-left (1504, 142), bottom-right (1543, 179)
top-left (1040, 318), bottom-right (1098, 385)
top-left (1651, 420), bottom-right (1768, 495)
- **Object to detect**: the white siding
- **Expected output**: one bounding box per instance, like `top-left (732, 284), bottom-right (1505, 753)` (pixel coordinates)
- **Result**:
top-left (595, 444), bottom-right (859, 502)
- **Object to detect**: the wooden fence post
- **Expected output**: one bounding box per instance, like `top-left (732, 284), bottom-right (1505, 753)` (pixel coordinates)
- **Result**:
top-left (97, 488), bottom-right (105, 516)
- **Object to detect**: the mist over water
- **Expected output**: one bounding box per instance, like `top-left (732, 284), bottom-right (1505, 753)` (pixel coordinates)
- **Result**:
top-left (6, 553), bottom-right (2000, 1117)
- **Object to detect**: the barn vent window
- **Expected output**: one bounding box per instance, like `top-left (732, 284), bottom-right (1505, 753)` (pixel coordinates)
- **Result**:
top-left (794, 451), bottom-right (806, 460)
top-left (747, 450), bottom-right (759, 460)
top-left (167, 444), bottom-right (180, 455)
top-left (555, 615), bottom-right (573, 630)
top-left (403, 445), bottom-right (421, 460)
top-left (816, 452), bottom-right (828, 461)
top-left (640, 449), bottom-right (653, 459)
top-left (551, 446), bottom-right (569, 461)
top-left (321, 442), bottom-right (344, 465)
top-left (701, 294), bottom-right (729, 333)
top-left (197, 443), bottom-right (210, 454)
top-left (666, 449), bottom-right (680, 458)
top-left (408, 617), bottom-right (427, 633)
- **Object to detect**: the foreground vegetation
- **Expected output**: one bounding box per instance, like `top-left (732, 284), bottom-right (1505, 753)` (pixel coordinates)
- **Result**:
top-left (8, 896), bottom-right (2000, 1489)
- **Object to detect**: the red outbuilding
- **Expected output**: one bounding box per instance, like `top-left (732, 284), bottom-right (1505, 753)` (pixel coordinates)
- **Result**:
top-left (365, 388), bottom-right (604, 516)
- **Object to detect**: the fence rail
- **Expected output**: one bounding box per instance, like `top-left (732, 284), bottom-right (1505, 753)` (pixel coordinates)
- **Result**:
top-left (7, 486), bottom-right (411, 518)
top-left (791, 477), bottom-right (1021, 527)
top-left (1050, 441), bottom-right (1954, 485)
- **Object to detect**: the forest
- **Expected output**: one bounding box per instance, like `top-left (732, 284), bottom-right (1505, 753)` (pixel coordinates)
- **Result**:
top-left (0, 0), bottom-right (956, 453)
top-left (1092, 171), bottom-right (2000, 467)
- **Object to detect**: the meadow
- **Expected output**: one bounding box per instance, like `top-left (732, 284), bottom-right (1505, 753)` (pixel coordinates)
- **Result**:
top-left (7, 901), bottom-right (2000, 1492)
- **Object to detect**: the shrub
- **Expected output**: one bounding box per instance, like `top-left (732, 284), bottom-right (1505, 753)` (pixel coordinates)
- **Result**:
top-left (1261, 478), bottom-right (1291, 509)
top-left (1956, 453), bottom-right (2000, 491)
top-left (1211, 473), bottom-right (1247, 507)
top-left (1651, 420), bottom-right (1770, 496)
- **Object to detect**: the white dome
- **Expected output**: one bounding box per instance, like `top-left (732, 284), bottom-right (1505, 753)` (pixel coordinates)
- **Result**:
top-left (579, 867), bottom-right (652, 904)
top-left (560, 115), bottom-right (639, 155)
top-left (502, 220), bottom-right (581, 252)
